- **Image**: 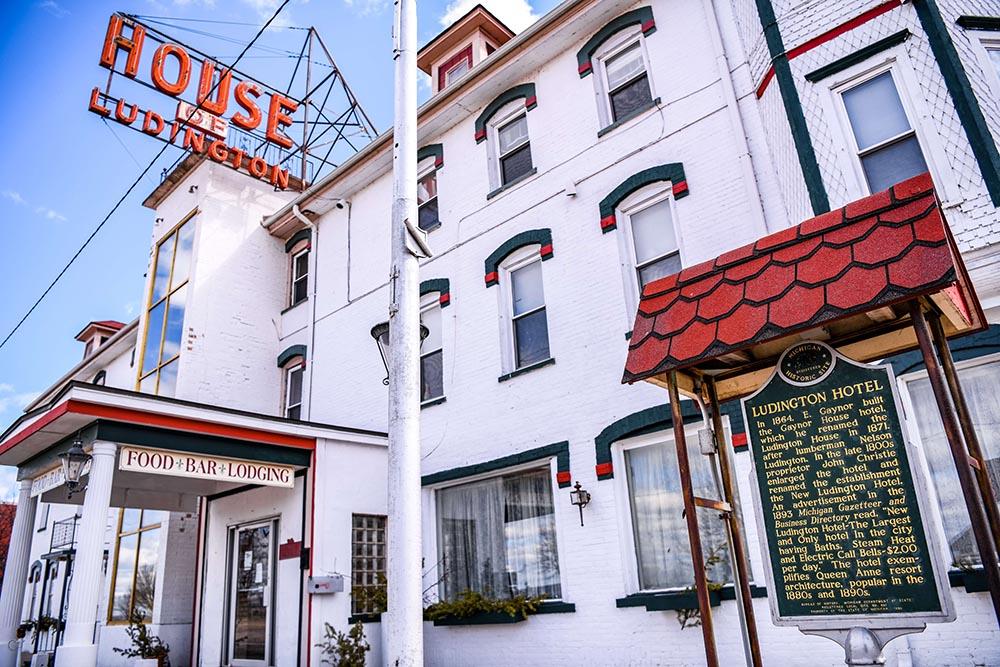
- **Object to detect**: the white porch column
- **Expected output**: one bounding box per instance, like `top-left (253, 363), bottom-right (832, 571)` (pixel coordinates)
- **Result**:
top-left (55, 441), bottom-right (116, 667)
top-left (0, 479), bottom-right (37, 667)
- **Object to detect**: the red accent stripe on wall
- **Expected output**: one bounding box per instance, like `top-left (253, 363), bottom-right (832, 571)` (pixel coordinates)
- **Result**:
top-left (672, 180), bottom-right (689, 197)
top-left (539, 243), bottom-right (554, 258)
top-left (0, 402), bottom-right (70, 456)
top-left (596, 462), bottom-right (613, 476)
top-left (439, 292), bottom-right (450, 306)
top-left (556, 471), bottom-right (571, 484)
top-left (485, 271), bottom-right (498, 285)
top-left (732, 432), bottom-right (748, 448)
top-left (68, 400), bottom-right (317, 449)
top-left (600, 214), bottom-right (616, 230)
top-left (755, 0), bottom-right (902, 98)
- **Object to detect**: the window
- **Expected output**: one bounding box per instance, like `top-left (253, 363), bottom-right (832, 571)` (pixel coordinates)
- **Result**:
top-left (93, 370), bottom-right (107, 386)
top-left (109, 509), bottom-right (166, 623)
top-left (351, 514), bottom-right (387, 616)
top-left (417, 169), bottom-right (439, 231)
top-left (626, 196), bottom-right (681, 288)
top-left (36, 503), bottom-right (49, 532)
top-left (436, 467), bottom-right (561, 601)
top-left (284, 363), bottom-right (304, 420)
top-left (493, 111), bottom-right (533, 186)
top-left (903, 356), bottom-right (1000, 568)
top-left (420, 300), bottom-right (444, 402)
top-left (621, 434), bottom-right (731, 591)
top-left (138, 214), bottom-right (195, 397)
top-left (840, 70), bottom-right (927, 193)
top-left (445, 58), bottom-right (470, 86)
top-left (290, 248), bottom-right (309, 307)
top-left (508, 259), bottom-right (549, 369)
top-left (599, 36), bottom-right (653, 125)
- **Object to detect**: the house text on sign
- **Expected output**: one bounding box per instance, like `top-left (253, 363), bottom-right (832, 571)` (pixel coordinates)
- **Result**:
top-left (88, 14), bottom-right (297, 189)
top-left (118, 446), bottom-right (295, 488)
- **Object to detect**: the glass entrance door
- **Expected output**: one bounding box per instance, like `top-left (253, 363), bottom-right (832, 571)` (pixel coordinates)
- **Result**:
top-left (228, 521), bottom-right (274, 666)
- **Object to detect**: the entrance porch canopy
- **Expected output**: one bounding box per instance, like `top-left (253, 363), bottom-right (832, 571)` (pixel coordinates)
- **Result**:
top-left (623, 173), bottom-right (986, 401)
top-left (0, 382), bottom-right (386, 510)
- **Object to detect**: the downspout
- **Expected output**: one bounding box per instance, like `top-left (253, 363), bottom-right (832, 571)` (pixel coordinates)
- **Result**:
top-left (291, 204), bottom-right (319, 421)
top-left (703, 0), bottom-right (770, 236)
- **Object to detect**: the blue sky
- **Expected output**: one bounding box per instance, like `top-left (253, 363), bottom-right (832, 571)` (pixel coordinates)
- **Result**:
top-left (0, 0), bottom-right (558, 500)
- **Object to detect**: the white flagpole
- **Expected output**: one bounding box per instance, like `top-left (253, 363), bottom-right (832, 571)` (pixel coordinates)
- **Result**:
top-left (384, 0), bottom-right (424, 663)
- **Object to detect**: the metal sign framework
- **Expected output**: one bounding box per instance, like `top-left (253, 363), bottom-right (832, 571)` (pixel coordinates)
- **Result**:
top-left (96, 12), bottom-right (378, 189)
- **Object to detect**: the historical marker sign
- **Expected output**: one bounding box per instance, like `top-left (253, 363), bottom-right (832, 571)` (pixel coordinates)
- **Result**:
top-left (741, 341), bottom-right (953, 633)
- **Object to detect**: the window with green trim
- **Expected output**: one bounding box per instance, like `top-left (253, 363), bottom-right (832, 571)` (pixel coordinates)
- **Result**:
top-left (108, 508), bottom-right (166, 623)
top-left (138, 215), bottom-right (195, 397)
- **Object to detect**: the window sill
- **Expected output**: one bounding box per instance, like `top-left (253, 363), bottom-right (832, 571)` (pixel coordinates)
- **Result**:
top-left (421, 396), bottom-right (447, 409)
top-left (616, 584), bottom-right (766, 612)
top-left (420, 221), bottom-right (442, 233)
top-left (347, 613), bottom-right (382, 624)
top-left (949, 568), bottom-right (988, 593)
top-left (486, 168), bottom-right (538, 200)
top-left (281, 298), bottom-right (308, 315)
top-left (498, 357), bottom-right (555, 383)
top-left (597, 98), bottom-right (661, 139)
top-left (430, 601), bottom-right (575, 626)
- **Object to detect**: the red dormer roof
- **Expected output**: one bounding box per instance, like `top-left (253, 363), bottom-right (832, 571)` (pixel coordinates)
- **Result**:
top-left (74, 320), bottom-right (126, 342)
top-left (623, 173), bottom-right (983, 390)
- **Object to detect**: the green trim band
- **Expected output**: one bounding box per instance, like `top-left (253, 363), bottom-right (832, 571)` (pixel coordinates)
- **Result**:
top-left (422, 441), bottom-right (570, 487)
top-left (914, 0), bottom-right (1000, 205)
top-left (96, 422), bottom-right (313, 467)
top-left (753, 0), bottom-right (830, 215)
top-left (284, 228), bottom-right (311, 253)
top-left (419, 278), bottom-right (450, 297)
top-left (956, 15), bottom-right (1000, 31)
top-left (474, 84), bottom-right (537, 142)
top-left (277, 344), bottom-right (307, 368)
top-left (594, 402), bottom-right (701, 479)
top-left (484, 228), bottom-right (553, 285)
top-left (598, 163), bottom-right (688, 227)
top-left (576, 7), bottom-right (656, 77)
top-left (417, 143), bottom-right (444, 169)
top-left (805, 30), bottom-right (911, 82)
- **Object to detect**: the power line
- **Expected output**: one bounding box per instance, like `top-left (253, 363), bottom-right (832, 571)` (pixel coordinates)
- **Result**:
top-left (0, 0), bottom-right (292, 352)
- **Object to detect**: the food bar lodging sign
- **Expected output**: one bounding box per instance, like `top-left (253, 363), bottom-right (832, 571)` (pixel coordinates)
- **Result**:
top-left (119, 446), bottom-right (295, 488)
top-left (740, 341), bottom-right (953, 636)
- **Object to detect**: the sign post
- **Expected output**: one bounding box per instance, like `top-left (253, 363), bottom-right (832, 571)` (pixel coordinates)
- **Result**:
top-left (741, 341), bottom-right (954, 664)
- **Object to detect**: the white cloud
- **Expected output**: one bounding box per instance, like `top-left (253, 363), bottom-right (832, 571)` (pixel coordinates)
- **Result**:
top-left (37, 0), bottom-right (70, 18)
top-left (1, 190), bottom-right (25, 206)
top-left (35, 206), bottom-right (67, 222)
top-left (343, 0), bottom-right (389, 16)
top-left (0, 467), bottom-right (17, 502)
top-left (440, 0), bottom-right (538, 32)
top-left (0, 385), bottom-right (39, 414)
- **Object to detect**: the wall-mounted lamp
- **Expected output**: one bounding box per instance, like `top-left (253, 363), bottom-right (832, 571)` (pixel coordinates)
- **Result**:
top-left (370, 320), bottom-right (429, 386)
top-left (569, 481), bottom-right (591, 526)
top-left (58, 434), bottom-right (91, 498)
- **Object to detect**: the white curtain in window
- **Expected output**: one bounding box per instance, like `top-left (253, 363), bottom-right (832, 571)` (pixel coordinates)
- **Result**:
top-left (908, 360), bottom-right (1000, 566)
top-left (437, 469), bottom-right (560, 600)
top-left (625, 437), bottom-right (730, 590)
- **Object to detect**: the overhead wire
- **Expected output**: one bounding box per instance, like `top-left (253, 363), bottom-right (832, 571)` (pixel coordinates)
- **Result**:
top-left (0, 0), bottom-right (293, 352)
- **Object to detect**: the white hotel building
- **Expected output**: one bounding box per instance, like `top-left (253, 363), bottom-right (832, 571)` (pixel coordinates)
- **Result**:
top-left (1, 0), bottom-right (1000, 665)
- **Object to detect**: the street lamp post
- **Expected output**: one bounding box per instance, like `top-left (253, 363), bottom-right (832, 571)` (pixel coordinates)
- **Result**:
top-left (384, 0), bottom-right (424, 663)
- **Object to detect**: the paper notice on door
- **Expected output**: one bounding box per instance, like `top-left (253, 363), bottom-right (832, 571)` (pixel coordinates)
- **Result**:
top-left (244, 551), bottom-right (252, 570)
top-left (255, 562), bottom-right (264, 584)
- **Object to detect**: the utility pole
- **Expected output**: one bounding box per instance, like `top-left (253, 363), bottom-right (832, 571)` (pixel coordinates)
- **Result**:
top-left (384, 0), bottom-right (423, 663)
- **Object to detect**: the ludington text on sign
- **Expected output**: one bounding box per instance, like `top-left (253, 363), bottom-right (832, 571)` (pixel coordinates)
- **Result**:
top-left (741, 342), bottom-right (951, 624)
top-left (89, 14), bottom-right (296, 189)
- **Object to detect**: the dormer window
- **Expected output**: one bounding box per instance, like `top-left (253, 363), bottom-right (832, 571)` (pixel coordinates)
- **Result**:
top-left (417, 5), bottom-right (515, 95)
top-left (75, 320), bottom-right (126, 361)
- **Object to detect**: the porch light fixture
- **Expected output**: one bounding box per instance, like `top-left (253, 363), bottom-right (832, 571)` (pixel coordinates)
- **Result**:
top-left (370, 320), bottom-right (429, 386)
top-left (58, 434), bottom-right (91, 497)
top-left (569, 481), bottom-right (591, 526)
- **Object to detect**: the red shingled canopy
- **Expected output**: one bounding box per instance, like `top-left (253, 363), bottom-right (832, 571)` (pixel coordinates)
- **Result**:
top-left (623, 173), bottom-right (984, 401)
